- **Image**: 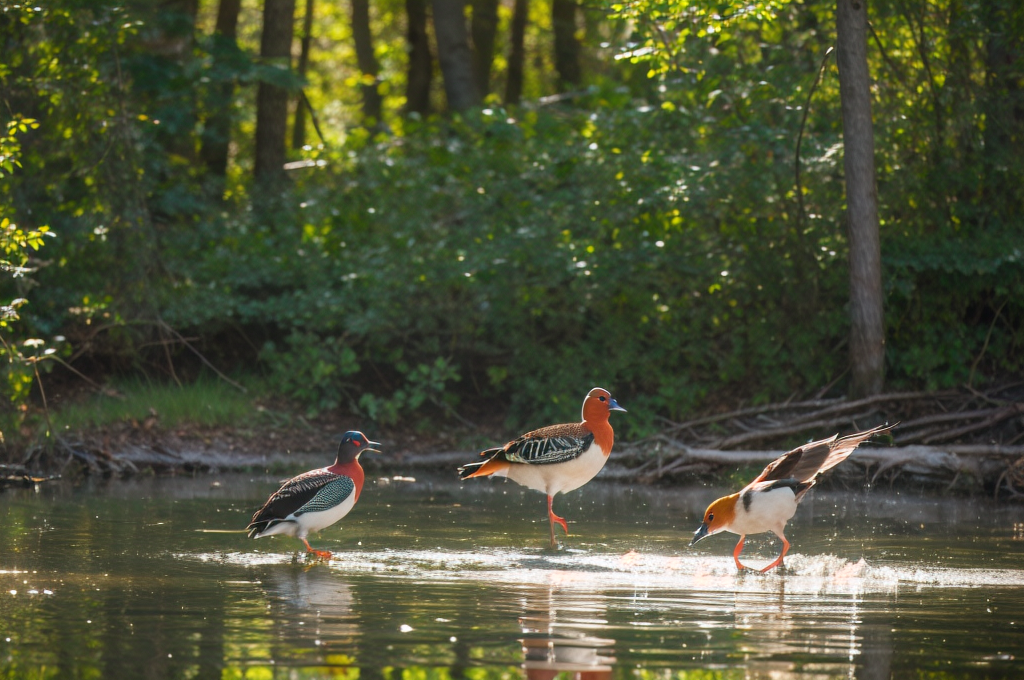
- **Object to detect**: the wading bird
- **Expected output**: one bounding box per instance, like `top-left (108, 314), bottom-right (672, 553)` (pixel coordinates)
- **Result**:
top-left (690, 424), bottom-right (893, 572)
top-left (247, 431), bottom-right (381, 560)
top-left (459, 387), bottom-right (626, 547)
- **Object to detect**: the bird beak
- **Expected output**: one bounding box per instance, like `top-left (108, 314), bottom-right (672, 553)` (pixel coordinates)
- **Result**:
top-left (608, 397), bottom-right (627, 413)
top-left (365, 440), bottom-right (383, 454)
top-left (690, 522), bottom-right (710, 546)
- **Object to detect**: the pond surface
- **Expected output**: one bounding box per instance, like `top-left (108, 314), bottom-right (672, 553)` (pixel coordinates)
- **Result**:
top-left (2, 467), bottom-right (1023, 679)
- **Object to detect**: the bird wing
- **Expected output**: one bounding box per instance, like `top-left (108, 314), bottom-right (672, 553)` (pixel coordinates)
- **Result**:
top-left (294, 476), bottom-right (356, 516)
top-left (500, 422), bottom-right (595, 466)
top-left (248, 469), bottom-right (339, 528)
top-left (745, 423), bottom-right (894, 489)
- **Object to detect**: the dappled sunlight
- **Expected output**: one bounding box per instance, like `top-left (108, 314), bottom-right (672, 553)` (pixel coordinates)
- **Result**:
top-left (3, 474), bottom-right (1023, 677)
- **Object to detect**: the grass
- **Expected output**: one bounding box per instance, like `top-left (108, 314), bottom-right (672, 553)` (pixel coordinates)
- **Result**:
top-left (49, 377), bottom-right (258, 432)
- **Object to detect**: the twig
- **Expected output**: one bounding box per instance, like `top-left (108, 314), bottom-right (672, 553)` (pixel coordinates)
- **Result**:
top-left (921, 404), bottom-right (1024, 445)
top-left (712, 410), bottom-right (880, 449)
top-left (157, 320), bottom-right (247, 394)
top-left (794, 45), bottom-right (834, 231)
top-left (969, 299), bottom-right (1008, 387)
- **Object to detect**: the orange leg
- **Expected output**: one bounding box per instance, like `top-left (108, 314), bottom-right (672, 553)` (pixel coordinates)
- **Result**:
top-left (732, 535), bottom-right (749, 570)
top-left (760, 533), bottom-right (791, 573)
top-left (547, 495), bottom-right (569, 547)
top-left (302, 537), bottom-right (333, 561)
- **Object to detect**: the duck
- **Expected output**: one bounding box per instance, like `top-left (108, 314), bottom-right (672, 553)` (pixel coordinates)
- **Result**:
top-left (690, 424), bottom-right (893, 572)
top-left (247, 430), bottom-right (381, 560)
top-left (459, 387), bottom-right (626, 547)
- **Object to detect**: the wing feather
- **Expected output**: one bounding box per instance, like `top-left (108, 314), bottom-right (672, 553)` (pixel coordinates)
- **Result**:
top-left (501, 422), bottom-right (595, 466)
top-left (248, 469), bottom-right (337, 531)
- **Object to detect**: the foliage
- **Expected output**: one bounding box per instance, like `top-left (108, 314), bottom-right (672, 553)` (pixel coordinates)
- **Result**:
top-left (1, 0), bottom-right (1022, 442)
top-left (1, 115), bottom-right (57, 432)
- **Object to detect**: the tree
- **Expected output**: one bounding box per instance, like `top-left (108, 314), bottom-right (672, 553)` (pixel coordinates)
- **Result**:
top-left (836, 0), bottom-right (885, 397)
top-left (504, 0), bottom-right (528, 104)
top-left (405, 0), bottom-right (434, 116)
top-left (351, 0), bottom-right (383, 124)
top-left (432, 0), bottom-right (480, 111)
top-left (552, 0), bottom-right (581, 91)
top-left (200, 0), bottom-right (242, 180)
top-left (292, 0), bottom-right (314, 149)
top-left (471, 0), bottom-right (500, 97)
top-left (254, 0), bottom-right (296, 183)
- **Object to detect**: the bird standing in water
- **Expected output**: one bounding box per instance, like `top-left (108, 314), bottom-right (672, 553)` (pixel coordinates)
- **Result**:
top-left (459, 387), bottom-right (626, 547)
top-left (247, 431), bottom-right (381, 560)
top-left (690, 424), bottom-right (893, 572)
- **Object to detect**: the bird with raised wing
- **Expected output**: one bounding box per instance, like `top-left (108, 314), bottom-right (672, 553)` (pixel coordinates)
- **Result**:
top-left (459, 387), bottom-right (626, 547)
top-left (690, 424), bottom-right (893, 572)
top-left (247, 431), bottom-right (381, 560)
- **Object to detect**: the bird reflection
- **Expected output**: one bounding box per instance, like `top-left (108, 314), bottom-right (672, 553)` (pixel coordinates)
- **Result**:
top-left (263, 565), bottom-right (357, 644)
top-left (517, 578), bottom-right (616, 679)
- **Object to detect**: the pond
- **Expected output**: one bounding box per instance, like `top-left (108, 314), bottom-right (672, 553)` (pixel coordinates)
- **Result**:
top-left (2, 467), bottom-right (1023, 679)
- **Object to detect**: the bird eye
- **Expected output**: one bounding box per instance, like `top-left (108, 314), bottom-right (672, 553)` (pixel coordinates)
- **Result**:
top-left (599, 396), bottom-right (606, 401)
top-left (353, 440), bottom-right (361, 446)
top-left (708, 513), bottom-right (714, 522)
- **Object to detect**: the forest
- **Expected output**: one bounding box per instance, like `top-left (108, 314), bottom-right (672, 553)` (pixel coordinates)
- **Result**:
top-left (1, 0), bottom-right (1023, 451)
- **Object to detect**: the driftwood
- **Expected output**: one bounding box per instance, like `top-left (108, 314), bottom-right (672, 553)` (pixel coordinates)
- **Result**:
top-left (620, 383), bottom-right (1024, 496)
top-left (0, 463), bottom-right (60, 489)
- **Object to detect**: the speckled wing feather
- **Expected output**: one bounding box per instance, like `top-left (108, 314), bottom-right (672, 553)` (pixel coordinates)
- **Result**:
top-left (247, 469), bottom-right (340, 535)
top-left (499, 422), bottom-right (595, 466)
top-left (295, 476), bottom-right (355, 516)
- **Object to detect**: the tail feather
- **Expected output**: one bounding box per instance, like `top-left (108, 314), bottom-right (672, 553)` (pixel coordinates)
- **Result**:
top-left (817, 423), bottom-right (895, 477)
top-left (458, 453), bottom-right (511, 480)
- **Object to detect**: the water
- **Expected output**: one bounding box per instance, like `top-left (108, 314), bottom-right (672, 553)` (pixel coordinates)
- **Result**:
top-left (2, 469), bottom-right (1023, 679)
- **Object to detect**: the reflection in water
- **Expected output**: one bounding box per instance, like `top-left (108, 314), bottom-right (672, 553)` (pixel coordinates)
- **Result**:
top-left (518, 578), bottom-right (616, 679)
top-left (2, 473), bottom-right (1024, 678)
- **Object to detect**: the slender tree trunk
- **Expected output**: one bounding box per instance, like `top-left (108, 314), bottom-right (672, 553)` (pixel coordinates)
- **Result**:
top-left (292, 0), bottom-right (314, 149)
top-left (200, 0), bottom-right (242, 179)
top-left (836, 0), bottom-right (885, 397)
top-left (254, 0), bottom-right (296, 184)
top-left (432, 0), bottom-right (480, 111)
top-left (351, 0), bottom-right (383, 124)
top-left (405, 0), bottom-right (434, 116)
top-left (552, 0), bottom-right (581, 91)
top-left (471, 0), bottom-right (500, 98)
top-left (504, 0), bottom-right (527, 104)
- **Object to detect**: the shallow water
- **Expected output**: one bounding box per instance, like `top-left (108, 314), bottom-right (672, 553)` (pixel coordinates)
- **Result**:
top-left (2, 470), bottom-right (1023, 679)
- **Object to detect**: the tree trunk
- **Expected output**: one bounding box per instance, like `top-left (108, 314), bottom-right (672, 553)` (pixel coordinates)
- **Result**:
top-left (471, 0), bottom-right (500, 98)
top-left (432, 0), bottom-right (480, 111)
top-left (200, 0), bottom-right (242, 179)
top-left (254, 0), bottom-right (296, 184)
top-left (292, 0), bottom-right (314, 149)
top-left (504, 0), bottom-right (527, 104)
top-left (552, 0), bottom-right (581, 91)
top-left (405, 0), bottom-right (434, 116)
top-left (836, 0), bottom-right (885, 398)
top-left (351, 0), bottom-right (383, 124)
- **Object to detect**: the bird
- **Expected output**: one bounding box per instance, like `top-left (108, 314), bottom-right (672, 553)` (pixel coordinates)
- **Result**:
top-left (458, 387), bottom-right (626, 547)
top-left (247, 430), bottom-right (381, 560)
top-left (690, 423), bottom-right (893, 572)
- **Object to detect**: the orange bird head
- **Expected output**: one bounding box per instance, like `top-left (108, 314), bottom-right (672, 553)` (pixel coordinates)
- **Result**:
top-left (690, 493), bottom-right (738, 546)
top-left (581, 387), bottom-right (627, 423)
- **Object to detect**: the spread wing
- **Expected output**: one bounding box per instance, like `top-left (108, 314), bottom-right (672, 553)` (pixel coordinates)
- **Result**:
top-left (745, 424), bottom-right (894, 490)
top-left (499, 422), bottom-right (595, 466)
top-left (248, 469), bottom-right (339, 530)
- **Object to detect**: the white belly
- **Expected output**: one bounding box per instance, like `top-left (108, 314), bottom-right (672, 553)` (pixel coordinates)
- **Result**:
top-left (258, 493), bottom-right (357, 539)
top-left (506, 442), bottom-right (609, 496)
top-left (730, 486), bottom-right (799, 536)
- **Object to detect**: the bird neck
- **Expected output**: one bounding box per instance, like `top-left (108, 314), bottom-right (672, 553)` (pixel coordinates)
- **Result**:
top-left (583, 416), bottom-right (614, 456)
top-left (328, 458), bottom-right (365, 500)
